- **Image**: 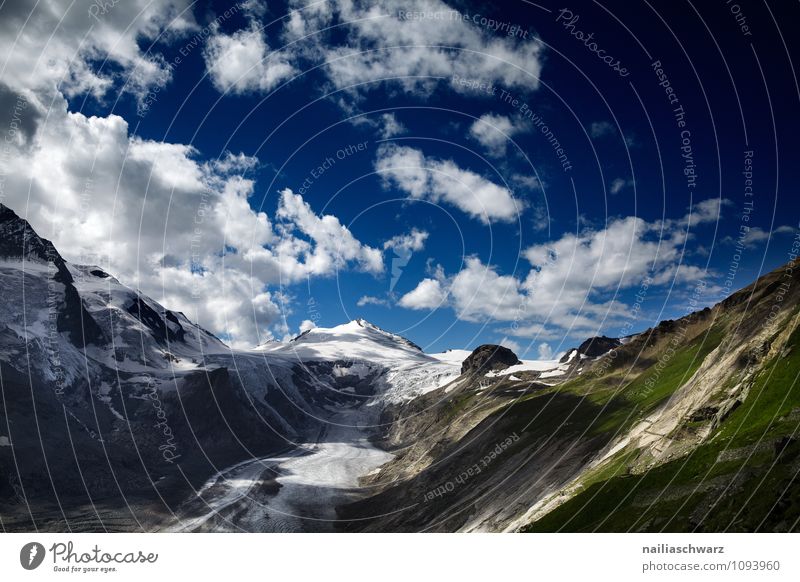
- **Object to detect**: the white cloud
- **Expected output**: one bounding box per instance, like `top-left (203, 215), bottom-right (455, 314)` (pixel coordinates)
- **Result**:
top-left (375, 144), bottom-right (523, 223)
top-left (298, 319), bottom-right (317, 333)
top-left (281, 0), bottom-right (543, 98)
top-left (399, 200), bottom-right (728, 339)
top-left (609, 178), bottom-right (633, 195)
top-left (357, 295), bottom-right (390, 307)
top-left (537, 343), bottom-right (553, 360)
top-left (399, 278), bottom-right (447, 310)
top-left (348, 112), bottom-right (407, 139)
top-left (0, 0), bottom-right (196, 105)
top-left (469, 113), bottom-right (525, 157)
top-left (274, 189), bottom-right (384, 276)
top-left (214, 0), bottom-right (544, 103)
top-left (384, 228), bottom-right (429, 253)
top-left (204, 25), bottom-right (296, 94)
top-left (449, 257), bottom-right (527, 321)
top-left (499, 337), bottom-right (522, 355)
top-left (377, 113), bottom-right (406, 138)
top-left (0, 97), bottom-right (279, 347)
top-left (680, 197), bottom-right (731, 227)
top-left (0, 89), bottom-right (382, 347)
top-left (499, 322), bottom-right (548, 338)
top-left (529, 203), bottom-right (552, 233)
top-left (511, 174), bottom-right (542, 191)
top-left (721, 225), bottom-right (795, 249)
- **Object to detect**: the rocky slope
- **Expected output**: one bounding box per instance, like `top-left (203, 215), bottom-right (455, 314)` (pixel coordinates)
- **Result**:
top-left (338, 259), bottom-right (800, 532)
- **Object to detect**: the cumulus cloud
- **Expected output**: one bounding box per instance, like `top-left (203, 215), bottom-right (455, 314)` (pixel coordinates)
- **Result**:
top-left (449, 258), bottom-right (527, 321)
top-left (0, 1), bottom-right (398, 347)
top-left (279, 0), bottom-right (543, 98)
top-left (298, 319), bottom-right (317, 333)
top-left (274, 189), bottom-right (384, 276)
top-left (0, 91), bottom-right (382, 347)
top-left (537, 343), bottom-right (553, 360)
top-left (210, 0), bottom-right (542, 102)
top-left (0, 0), bottom-right (196, 106)
top-left (469, 113), bottom-right (525, 157)
top-left (399, 200), bottom-right (728, 339)
top-left (204, 25), bottom-right (296, 94)
top-left (384, 228), bottom-right (429, 253)
top-left (1, 100), bottom-right (273, 346)
top-left (375, 144), bottom-right (522, 223)
top-left (499, 337), bottom-right (523, 355)
top-left (399, 278), bottom-right (448, 310)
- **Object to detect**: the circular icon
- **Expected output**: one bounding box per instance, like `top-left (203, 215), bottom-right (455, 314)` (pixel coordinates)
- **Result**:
top-left (20, 542), bottom-right (45, 570)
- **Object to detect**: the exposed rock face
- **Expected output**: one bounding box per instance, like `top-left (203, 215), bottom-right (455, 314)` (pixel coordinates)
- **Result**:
top-left (460, 344), bottom-right (521, 375)
top-left (560, 335), bottom-right (621, 363)
top-left (0, 203), bottom-right (104, 346)
top-left (577, 336), bottom-right (621, 357)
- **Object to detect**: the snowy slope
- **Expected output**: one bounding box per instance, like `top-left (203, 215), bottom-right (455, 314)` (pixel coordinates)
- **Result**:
top-left (252, 319), bottom-right (462, 404)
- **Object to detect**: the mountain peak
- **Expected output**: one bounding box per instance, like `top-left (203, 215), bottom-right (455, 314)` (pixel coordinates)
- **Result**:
top-left (282, 318), bottom-right (423, 358)
top-left (0, 203), bottom-right (64, 264)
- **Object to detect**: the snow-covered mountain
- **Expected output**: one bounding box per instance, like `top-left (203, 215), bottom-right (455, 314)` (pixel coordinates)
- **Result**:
top-left (252, 319), bottom-right (463, 404)
top-left (0, 203), bottom-right (532, 530)
top-left (0, 204), bottom-right (311, 516)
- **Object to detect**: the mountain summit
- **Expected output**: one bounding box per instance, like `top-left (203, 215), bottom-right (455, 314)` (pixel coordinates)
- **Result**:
top-left (289, 318), bottom-right (423, 355)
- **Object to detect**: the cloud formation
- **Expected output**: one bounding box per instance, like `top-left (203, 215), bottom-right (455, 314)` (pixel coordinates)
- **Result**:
top-left (204, 24), bottom-right (296, 94)
top-left (0, 99), bottom-right (380, 347)
top-left (400, 200), bottom-right (729, 339)
top-left (0, 0), bottom-right (196, 105)
top-left (279, 0), bottom-right (543, 98)
top-left (375, 144), bottom-right (522, 223)
top-left (469, 113), bottom-right (526, 157)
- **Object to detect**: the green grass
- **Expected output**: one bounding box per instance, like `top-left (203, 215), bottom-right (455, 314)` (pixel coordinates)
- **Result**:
top-left (717, 325), bottom-right (800, 445)
top-left (585, 327), bottom-right (724, 437)
top-left (523, 324), bottom-right (800, 532)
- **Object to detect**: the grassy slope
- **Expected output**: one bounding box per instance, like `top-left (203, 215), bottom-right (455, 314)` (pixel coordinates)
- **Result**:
top-left (525, 324), bottom-right (800, 532)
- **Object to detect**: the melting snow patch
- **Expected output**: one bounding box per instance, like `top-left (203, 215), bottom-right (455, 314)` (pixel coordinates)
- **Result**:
top-left (485, 360), bottom-right (561, 377)
top-left (444, 378), bottom-right (465, 394)
top-left (430, 349), bottom-right (472, 364)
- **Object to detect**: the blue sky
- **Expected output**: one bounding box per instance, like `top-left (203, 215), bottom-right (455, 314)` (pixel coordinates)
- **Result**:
top-left (2, 0), bottom-right (798, 356)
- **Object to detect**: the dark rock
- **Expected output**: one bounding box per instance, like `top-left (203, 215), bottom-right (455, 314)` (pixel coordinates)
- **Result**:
top-left (578, 335), bottom-right (622, 358)
top-left (0, 203), bottom-right (104, 346)
top-left (774, 437), bottom-right (797, 460)
top-left (461, 344), bottom-right (521, 375)
top-left (690, 406), bottom-right (718, 422)
top-left (125, 295), bottom-right (186, 345)
top-left (577, 336), bottom-right (622, 358)
top-left (559, 336), bottom-right (621, 363)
